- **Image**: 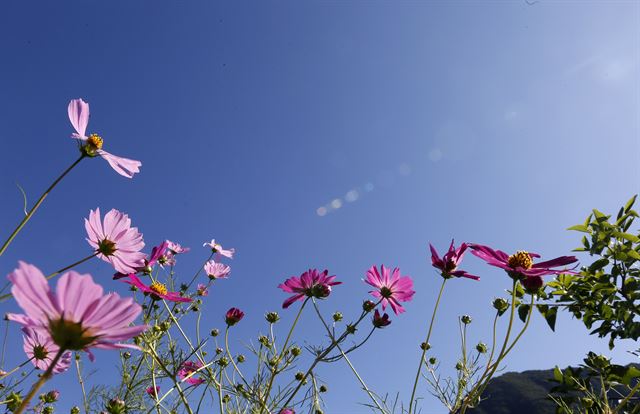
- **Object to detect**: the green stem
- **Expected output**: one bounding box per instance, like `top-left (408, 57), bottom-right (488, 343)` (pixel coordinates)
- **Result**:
top-left (14, 348), bottom-right (65, 414)
top-left (75, 354), bottom-right (89, 414)
top-left (258, 299), bottom-right (307, 414)
top-left (408, 278), bottom-right (447, 414)
top-left (0, 155), bottom-right (84, 257)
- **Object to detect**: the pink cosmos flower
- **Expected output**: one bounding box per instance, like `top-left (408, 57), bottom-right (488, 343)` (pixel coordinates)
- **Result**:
top-left (225, 308), bottom-right (244, 326)
top-left (166, 240), bottom-right (190, 255)
top-left (145, 386), bottom-right (160, 398)
top-left (196, 284), bottom-right (209, 296)
top-left (364, 265), bottom-right (415, 315)
top-left (372, 309), bottom-right (391, 328)
top-left (7, 262), bottom-right (147, 358)
top-left (85, 208), bottom-right (146, 275)
top-left (113, 241), bottom-right (168, 280)
top-left (430, 240), bottom-right (480, 281)
top-left (468, 244), bottom-right (578, 284)
top-left (278, 269), bottom-right (342, 309)
top-left (123, 274), bottom-right (191, 303)
top-left (279, 410), bottom-right (295, 414)
top-left (203, 239), bottom-right (235, 259)
top-left (203, 260), bottom-right (231, 280)
top-left (68, 98), bottom-right (141, 178)
top-left (177, 361), bottom-right (205, 385)
top-left (22, 327), bottom-right (72, 374)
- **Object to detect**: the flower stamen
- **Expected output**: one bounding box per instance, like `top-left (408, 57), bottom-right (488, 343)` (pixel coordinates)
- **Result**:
top-left (149, 281), bottom-right (168, 297)
top-left (508, 251), bottom-right (533, 270)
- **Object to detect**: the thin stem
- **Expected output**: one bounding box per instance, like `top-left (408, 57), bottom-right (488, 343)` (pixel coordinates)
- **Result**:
top-left (75, 354), bottom-right (89, 414)
top-left (14, 348), bottom-right (65, 414)
top-left (0, 154), bottom-right (85, 257)
top-left (258, 299), bottom-right (307, 414)
top-left (408, 278), bottom-right (447, 414)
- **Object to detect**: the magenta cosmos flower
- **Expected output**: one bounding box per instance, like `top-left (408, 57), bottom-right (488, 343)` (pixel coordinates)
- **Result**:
top-left (203, 260), bottom-right (231, 280)
top-left (145, 386), bottom-right (160, 399)
top-left (123, 274), bottom-right (191, 303)
top-left (68, 98), bottom-right (141, 178)
top-left (225, 307), bottom-right (245, 326)
top-left (196, 284), bottom-right (208, 296)
top-left (469, 244), bottom-right (578, 290)
top-left (177, 361), bottom-right (205, 385)
top-left (203, 239), bottom-right (235, 259)
top-left (278, 269), bottom-right (342, 309)
top-left (279, 410), bottom-right (295, 414)
top-left (430, 240), bottom-right (480, 281)
top-left (364, 265), bottom-right (415, 315)
top-left (113, 240), bottom-right (168, 280)
top-left (86, 208), bottom-right (146, 275)
top-left (22, 327), bottom-right (72, 374)
top-left (7, 262), bottom-right (146, 358)
top-left (372, 309), bottom-right (391, 328)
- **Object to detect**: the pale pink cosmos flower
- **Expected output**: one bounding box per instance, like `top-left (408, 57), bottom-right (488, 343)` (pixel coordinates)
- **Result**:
top-left (22, 327), bottom-right (72, 374)
top-left (85, 208), bottom-right (146, 275)
top-left (166, 240), bottom-right (190, 255)
top-left (279, 409), bottom-right (295, 414)
top-left (278, 269), bottom-right (342, 309)
top-left (123, 274), bottom-right (191, 303)
top-left (196, 284), bottom-right (209, 296)
top-left (68, 98), bottom-right (141, 178)
top-left (177, 361), bottom-right (205, 385)
top-left (7, 262), bottom-right (147, 359)
top-left (364, 265), bottom-right (415, 315)
top-left (203, 260), bottom-right (231, 280)
top-left (203, 239), bottom-right (235, 259)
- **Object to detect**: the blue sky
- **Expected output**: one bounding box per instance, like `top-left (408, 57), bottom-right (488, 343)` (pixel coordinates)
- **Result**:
top-left (0, 1), bottom-right (638, 413)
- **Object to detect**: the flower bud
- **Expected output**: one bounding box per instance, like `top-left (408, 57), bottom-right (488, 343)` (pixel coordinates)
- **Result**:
top-left (122, 352), bottom-right (131, 360)
top-left (42, 390), bottom-right (60, 403)
top-left (346, 324), bottom-right (357, 335)
top-left (461, 315), bottom-right (472, 325)
top-left (291, 346), bottom-right (302, 357)
top-left (332, 312), bottom-right (343, 322)
top-left (222, 395), bottom-right (230, 404)
top-left (105, 398), bottom-right (126, 414)
top-left (217, 357), bottom-right (229, 368)
top-left (216, 347), bottom-right (223, 355)
top-left (492, 298), bottom-right (509, 313)
top-left (210, 329), bottom-right (219, 337)
top-left (71, 407), bottom-right (81, 414)
top-left (362, 300), bottom-right (376, 312)
top-left (265, 312), bottom-right (280, 324)
top-left (420, 342), bottom-right (431, 351)
top-left (428, 357), bottom-right (437, 365)
top-left (295, 372), bottom-right (305, 381)
top-left (7, 392), bottom-right (22, 412)
top-left (225, 308), bottom-right (244, 326)
top-left (237, 354), bottom-right (246, 363)
top-left (43, 406), bottom-right (54, 414)
top-left (455, 361), bottom-right (463, 371)
top-left (476, 342), bottom-right (488, 354)
top-left (259, 335), bottom-right (270, 346)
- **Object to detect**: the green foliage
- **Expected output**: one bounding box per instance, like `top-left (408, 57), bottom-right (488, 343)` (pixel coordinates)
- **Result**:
top-left (549, 195), bottom-right (640, 349)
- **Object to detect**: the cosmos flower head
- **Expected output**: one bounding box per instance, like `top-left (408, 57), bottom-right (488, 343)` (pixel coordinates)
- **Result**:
top-left (468, 244), bottom-right (578, 282)
top-left (196, 284), bottom-right (209, 296)
top-left (123, 274), bottom-right (192, 303)
top-left (177, 361), bottom-right (205, 385)
top-left (203, 239), bottom-right (235, 259)
top-left (7, 262), bottom-right (147, 358)
top-left (145, 386), bottom-right (160, 399)
top-left (68, 98), bottom-right (141, 178)
top-left (85, 208), bottom-right (146, 275)
top-left (225, 308), bottom-right (245, 326)
top-left (204, 260), bottom-right (231, 280)
top-left (166, 240), bottom-right (190, 255)
top-left (364, 265), bottom-right (415, 315)
top-left (22, 327), bottom-right (71, 374)
top-left (372, 309), bottom-right (391, 328)
top-left (430, 240), bottom-right (480, 281)
top-left (278, 269), bottom-right (342, 309)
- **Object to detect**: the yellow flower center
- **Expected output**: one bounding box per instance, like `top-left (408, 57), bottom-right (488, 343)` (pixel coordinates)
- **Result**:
top-left (87, 133), bottom-right (103, 149)
top-left (508, 251), bottom-right (533, 270)
top-left (150, 282), bottom-right (168, 296)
